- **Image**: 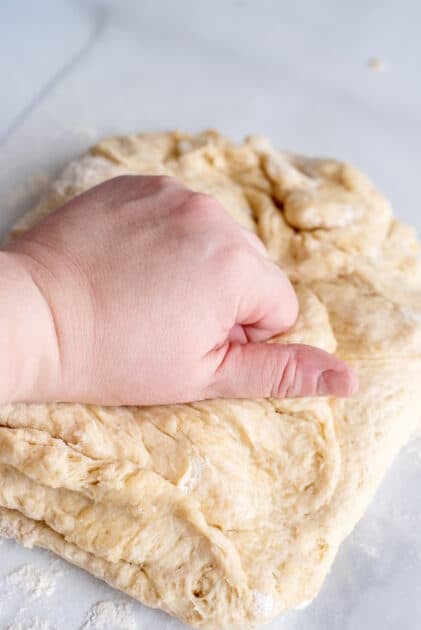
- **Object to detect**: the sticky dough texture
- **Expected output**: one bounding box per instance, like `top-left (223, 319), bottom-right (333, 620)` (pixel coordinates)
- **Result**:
top-left (1, 130), bottom-right (421, 629)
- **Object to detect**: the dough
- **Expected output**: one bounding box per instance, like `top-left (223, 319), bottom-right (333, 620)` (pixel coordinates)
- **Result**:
top-left (1, 130), bottom-right (421, 629)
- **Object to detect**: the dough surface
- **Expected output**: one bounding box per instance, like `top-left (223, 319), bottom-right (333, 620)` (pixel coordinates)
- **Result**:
top-left (1, 130), bottom-right (421, 629)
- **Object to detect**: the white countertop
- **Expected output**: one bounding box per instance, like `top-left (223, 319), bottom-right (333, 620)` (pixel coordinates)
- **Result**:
top-left (1, 1), bottom-right (421, 629)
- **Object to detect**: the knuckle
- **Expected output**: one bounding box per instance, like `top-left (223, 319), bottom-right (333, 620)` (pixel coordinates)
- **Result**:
top-left (153, 174), bottom-right (179, 190)
top-left (188, 191), bottom-right (215, 206)
top-left (217, 242), bottom-right (250, 277)
top-left (107, 174), bottom-right (180, 191)
top-left (283, 293), bottom-right (299, 329)
top-left (272, 267), bottom-right (299, 329)
top-left (272, 349), bottom-right (298, 398)
top-left (185, 191), bottom-right (224, 217)
top-left (175, 192), bottom-right (223, 227)
top-left (248, 232), bottom-right (268, 254)
top-left (108, 174), bottom-right (137, 186)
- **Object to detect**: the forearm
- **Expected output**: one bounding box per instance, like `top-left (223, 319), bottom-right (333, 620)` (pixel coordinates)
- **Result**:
top-left (0, 251), bottom-right (60, 404)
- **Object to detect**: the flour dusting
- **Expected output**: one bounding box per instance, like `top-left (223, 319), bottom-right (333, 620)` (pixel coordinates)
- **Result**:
top-left (6, 565), bottom-right (56, 600)
top-left (7, 616), bottom-right (56, 630)
top-left (252, 591), bottom-right (275, 617)
top-left (82, 601), bottom-right (136, 630)
top-left (177, 456), bottom-right (207, 493)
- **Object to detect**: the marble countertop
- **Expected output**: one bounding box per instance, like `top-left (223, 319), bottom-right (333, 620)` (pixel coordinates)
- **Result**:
top-left (1, 1), bottom-right (421, 629)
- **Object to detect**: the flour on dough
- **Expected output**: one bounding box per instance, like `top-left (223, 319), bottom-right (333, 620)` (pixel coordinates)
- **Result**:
top-left (1, 130), bottom-right (421, 629)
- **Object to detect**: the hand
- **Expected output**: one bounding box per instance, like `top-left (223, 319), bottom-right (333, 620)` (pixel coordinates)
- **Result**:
top-left (3, 175), bottom-right (357, 405)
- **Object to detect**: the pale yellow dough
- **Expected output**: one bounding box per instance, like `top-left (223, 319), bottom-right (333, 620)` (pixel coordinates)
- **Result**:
top-left (1, 130), bottom-right (421, 629)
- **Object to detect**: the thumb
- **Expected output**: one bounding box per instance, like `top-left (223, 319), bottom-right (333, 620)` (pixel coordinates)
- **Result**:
top-left (211, 342), bottom-right (358, 399)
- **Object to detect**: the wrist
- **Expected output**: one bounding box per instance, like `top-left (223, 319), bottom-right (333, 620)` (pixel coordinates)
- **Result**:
top-left (0, 251), bottom-right (61, 403)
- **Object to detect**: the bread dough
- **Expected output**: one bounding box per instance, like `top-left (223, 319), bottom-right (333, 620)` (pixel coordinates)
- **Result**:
top-left (1, 130), bottom-right (421, 629)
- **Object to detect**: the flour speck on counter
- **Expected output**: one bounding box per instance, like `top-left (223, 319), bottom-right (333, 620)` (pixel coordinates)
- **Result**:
top-left (6, 565), bottom-right (56, 600)
top-left (82, 601), bottom-right (136, 630)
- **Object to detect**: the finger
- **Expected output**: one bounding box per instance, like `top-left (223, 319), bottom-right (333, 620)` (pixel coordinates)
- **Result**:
top-left (238, 226), bottom-right (270, 258)
top-left (234, 256), bottom-right (299, 343)
top-left (228, 323), bottom-right (249, 343)
top-left (211, 342), bottom-right (358, 399)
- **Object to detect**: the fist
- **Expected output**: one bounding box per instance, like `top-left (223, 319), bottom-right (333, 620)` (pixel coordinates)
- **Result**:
top-left (6, 175), bottom-right (357, 405)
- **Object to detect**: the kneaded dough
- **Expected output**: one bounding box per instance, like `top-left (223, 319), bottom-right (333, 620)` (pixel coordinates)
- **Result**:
top-left (1, 130), bottom-right (421, 629)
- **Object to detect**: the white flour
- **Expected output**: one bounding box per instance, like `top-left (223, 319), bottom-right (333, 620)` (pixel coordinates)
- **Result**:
top-left (0, 553), bottom-right (65, 630)
top-left (6, 565), bottom-right (56, 600)
top-left (7, 613), bottom-right (57, 630)
top-left (82, 601), bottom-right (136, 630)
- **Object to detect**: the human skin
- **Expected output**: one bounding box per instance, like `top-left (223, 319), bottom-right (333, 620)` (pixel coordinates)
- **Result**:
top-left (0, 175), bottom-right (357, 405)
